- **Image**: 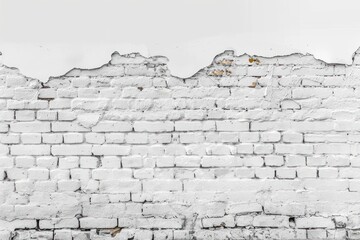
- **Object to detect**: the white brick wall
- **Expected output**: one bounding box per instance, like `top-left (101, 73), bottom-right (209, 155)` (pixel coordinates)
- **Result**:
top-left (0, 50), bottom-right (359, 239)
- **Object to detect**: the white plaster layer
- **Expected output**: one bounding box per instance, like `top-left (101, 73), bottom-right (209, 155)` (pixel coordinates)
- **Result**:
top-left (1, 0), bottom-right (360, 81)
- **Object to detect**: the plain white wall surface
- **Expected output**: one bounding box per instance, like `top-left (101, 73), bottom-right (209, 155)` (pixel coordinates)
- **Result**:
top-left (1, 0), bottom-right (360, 81)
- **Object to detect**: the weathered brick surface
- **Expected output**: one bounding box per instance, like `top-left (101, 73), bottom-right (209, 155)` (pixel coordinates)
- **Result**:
top-left (1, 50), bottom-right (360, 239)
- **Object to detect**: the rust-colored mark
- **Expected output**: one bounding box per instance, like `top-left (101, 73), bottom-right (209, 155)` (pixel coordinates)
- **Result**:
top-left (249, 82), bottom-right (257, 88)
top-left (210, 69), bottom-right (225, 76)
top-left (217, 59), bottom-right (233, 66)
top-left (249, 57), bottom-right (260, 64)
top-left (210, 69), bottom-right (232, 77)
top-left (110, 227), bottom-right (122, 237)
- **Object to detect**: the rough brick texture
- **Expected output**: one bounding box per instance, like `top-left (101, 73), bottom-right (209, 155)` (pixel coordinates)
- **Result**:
top-left (1, 50), bottom-right (360, 239)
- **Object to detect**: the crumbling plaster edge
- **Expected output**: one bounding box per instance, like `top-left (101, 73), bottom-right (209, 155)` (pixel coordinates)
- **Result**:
top-left (1, 47), bottom-right (359, 85)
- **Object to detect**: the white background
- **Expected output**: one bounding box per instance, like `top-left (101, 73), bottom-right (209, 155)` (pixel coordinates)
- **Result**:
top-left (1, 0), bottom-right (360, 81)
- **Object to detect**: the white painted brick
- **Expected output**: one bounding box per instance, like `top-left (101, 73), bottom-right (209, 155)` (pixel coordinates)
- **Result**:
top-left (275, 144), bottom-right (313, 154)
top-left (125, 133), bottom-right (148, 144)
top-left (216, 120), bottom-right (249, 132)
top-left (156, 156), bottom-right (174, 167)
top-left (52, 122), bottom-right (88, 132)
top-left (84, 133), bottom-right (105, 144)
top-left (137, 218), bottom-right (183, 229)
top-left (297, 167), bottom-right (317, 178)
top-left (92, 145), bottom-right (131, 156)
top-left (175, 156), bottom-right (201, 167)
top-left (254, 144), bottom-right (273, 154)
top-left (15, 156), bottom-right (35, 168)
top-left (52, 145), bottom-right (92, 156)
top-left (235, 215), bottom-right (253, 227)
top-left (21, 133), bottom-right (41, 144)
top-left (80, 156), bottom-right (99, 169)
top-left (92, 121), bottom-right (132, 132)
top-left (49, 99), bottom-right (71, 109)
top-left (42, 133), bottom-right (63, 144)
top-left (134, 168), bottom-right (153, 179)
top-left (11, 122), bottom-right (50, 133)
top-left (122, 155), bottom-right (143, 168)
top-left (226, 203), bottom-right (262, 214)
top-left (101, 156), bottom-right (121, 168)
top-left (282, 131), bottom-right (303, 143)
top-left (260, 131), bottom-right (281, 142)
top-left (296, 217), bottom-right (334, 229)
top-left (72, 98), bottom-right (108, 111)
top-left (11, 145), bottom-right (50, 155)
top-left (0, 111), bottom-right (14, 121)
top-left (28, 168), bottom-right (49, 180)
top-left (80, 217), bottom-right (117, 228)
top-left (236, 144), bottom-right (253, 154)
top-left (105, 133), bottom-right (125, 143)
top-left (134, 121), bottom-right (174, 132)
top-left (264, 155), bottom-right (284, 167)
top-left (314, 143), bottom-right (351, 154)
top-left (235, 168), bottom-right (255, 178)
top-left (37, 156), bottom-right (58, 169)
top-left (202, 156), bottom-right (242, 167)
top-left (99, 180), bottom-right (141, 193)
top-left (255, 168), bottom-right (275, 178)
top-left (243, 156), bottom-right (263, 167)
top-left (92, 169), bottom-right (132, 180)
top-left (276, 168), bottom-right (296, 179)
top-left (264, 202), bottom-right (305, 216)
top-left (58, 157), bottom-right (79, 169)
top-left (179, 133), bottom-right (204, 143)
top-left (0, 134), bottom-right (19, 144)
top-left (318, 168), bottom-right (338, 179)
top-left (15, 111), bottom-right (35, 121)
top-left (143, 179), bottom-right (182, 192)
top-left (63, 133), bottom-right (83, 143)
top-left (202, 215), bottom-right (235, 228)
top-left (253, 215), bottom-right (289, 228)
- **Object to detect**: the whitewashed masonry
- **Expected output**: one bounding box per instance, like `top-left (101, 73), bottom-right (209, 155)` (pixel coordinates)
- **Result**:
top-left (1, 50), bottom-right (360, 239)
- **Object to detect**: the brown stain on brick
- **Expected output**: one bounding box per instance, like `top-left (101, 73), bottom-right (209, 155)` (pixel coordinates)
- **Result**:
top-left (217, 59), bottom-right (233, 66)
top-left (110, 227), bottom-right (122, 237)
top-left (249, 81), bottom-right (257, 88)
top-left (249, 57), bottom-right (260, 65)
top-left (210, 69), bottom-right (225, 76)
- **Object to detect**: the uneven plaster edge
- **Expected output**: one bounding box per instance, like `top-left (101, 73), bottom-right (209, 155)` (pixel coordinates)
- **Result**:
top-left (1, 47), bottom-right (359, 85)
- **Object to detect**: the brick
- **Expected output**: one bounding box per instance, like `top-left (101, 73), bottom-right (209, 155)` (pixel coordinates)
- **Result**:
top-left (226, 203), bottom-right (262, 214)
top-left (260, 131), bottom-right (281, 142)
top-left (11, 122), bottom-right (50, 132)
top-left (92, 145), bottom-right (131, 155)
top-left (253, 215), bottom-right (289, 227)
top-left (275, 144), bottom-right (313, 154)
top-left (133, 121), bottom-right (174, 132)
top-left (92, 121), bottom-right (132, 132)
top-left (143, 179), bottom-right (182, 192)
top-left (80, 217), bottom-right (117, 228)
top-left (296, 217), bottom-right (335, 229)
top-left (99, 180), bottom-right (141, 193)
top-left (52, 145), bottom-right (92, 156)
top-left (11, 145), bottom-right (50, 155)
top-left (216, 120), bottom-right (249, 132)
top-left (137, 218), bottom-right (183, 229)
top-left (71, 98), bottom-right (109, 110)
